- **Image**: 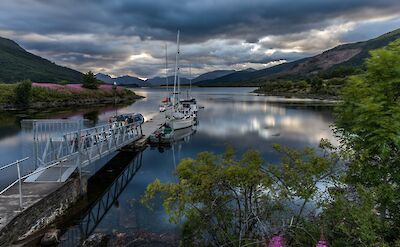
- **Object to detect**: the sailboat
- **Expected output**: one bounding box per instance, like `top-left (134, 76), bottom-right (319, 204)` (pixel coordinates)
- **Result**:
top-left (167, 30), bottom-right (196, 130)
top-left (180, 64), bottom-right (198, 118)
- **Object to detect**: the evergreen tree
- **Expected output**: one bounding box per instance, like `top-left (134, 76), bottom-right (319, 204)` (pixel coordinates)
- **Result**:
top-left (82, 71), bottom-right (99, 89)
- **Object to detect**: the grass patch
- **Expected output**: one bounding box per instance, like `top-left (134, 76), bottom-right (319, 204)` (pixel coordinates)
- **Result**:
top-left (0, 83), bottom-right (140, 108)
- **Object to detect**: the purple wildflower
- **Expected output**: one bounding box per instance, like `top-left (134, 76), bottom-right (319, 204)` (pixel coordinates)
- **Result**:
top-left (269, 235), bottom-right (284, 247)
top-left (316, 240), bottom-right (329, 247)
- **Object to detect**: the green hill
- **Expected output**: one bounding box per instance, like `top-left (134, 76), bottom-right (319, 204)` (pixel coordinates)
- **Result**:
top-left (0, 37), bottom-right (83, 83)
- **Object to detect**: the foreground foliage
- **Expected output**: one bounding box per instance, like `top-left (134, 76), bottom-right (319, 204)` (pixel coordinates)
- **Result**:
top-left (142, 143), bottom-right (340, 246)
top-left (334, 38), bottom-right (400, 246)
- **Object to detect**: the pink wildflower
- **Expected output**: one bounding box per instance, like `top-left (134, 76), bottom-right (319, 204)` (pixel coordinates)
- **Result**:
top-left (269, 235), bottom-right (284, 247)
top-left (316, 240), bottom-right (329, 247)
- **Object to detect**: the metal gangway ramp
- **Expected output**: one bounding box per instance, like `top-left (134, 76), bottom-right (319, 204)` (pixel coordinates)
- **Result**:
top-left (25, 120), bottom-right (143, 183)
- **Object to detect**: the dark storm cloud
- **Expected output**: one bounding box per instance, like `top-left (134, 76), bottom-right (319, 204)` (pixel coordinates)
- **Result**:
top-left (2, 0), bottom-right (400, 42)
top-left (0, 0), bottom-right (399, 78)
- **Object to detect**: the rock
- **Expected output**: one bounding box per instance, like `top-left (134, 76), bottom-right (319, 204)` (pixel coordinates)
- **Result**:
top-left (82, 233), bottom-right (110, 247)
top-left (40, 229), bottom-right (61, 246)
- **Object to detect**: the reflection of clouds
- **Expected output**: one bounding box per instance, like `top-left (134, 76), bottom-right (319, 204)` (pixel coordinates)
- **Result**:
top-left (264, 116), bottom-right (276, 127)
top-left (198, 98), bottom-right (335, 144)
top-left (281, 116), bottom-right (302, 130)
top-left (202, 99), bottom-right (287, 116)
top-left (0, 87), bottom-right (336, 169)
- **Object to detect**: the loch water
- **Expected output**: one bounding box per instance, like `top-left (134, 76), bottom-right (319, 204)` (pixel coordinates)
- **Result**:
top-left (0, 87), bottom-right (335, 244)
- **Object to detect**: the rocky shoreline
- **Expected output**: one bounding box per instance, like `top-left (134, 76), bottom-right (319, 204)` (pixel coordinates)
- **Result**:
top-left (82, 230), bottom-right (179, 247)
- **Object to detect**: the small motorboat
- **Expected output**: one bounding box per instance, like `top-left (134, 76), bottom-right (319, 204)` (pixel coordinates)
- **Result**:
top-left (149, 125), bottom-right (174, 144)
top-left (149, 124), bottom-right (196, 145)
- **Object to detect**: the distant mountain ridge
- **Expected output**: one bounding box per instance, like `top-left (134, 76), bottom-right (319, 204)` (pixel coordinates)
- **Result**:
top-left (196, 28), bottom-right (400, 86)
top-left (0, 36), bottom-right (83, 83)
top-left (96, 73), bottom-right (151, 87)
top-left (145, 75), bottom-right (191, 86)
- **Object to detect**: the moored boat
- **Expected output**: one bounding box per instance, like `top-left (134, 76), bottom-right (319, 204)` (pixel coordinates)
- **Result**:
top-left (167, 29), bottom-right (196, 130)
top-left (149, 124), bottom-right (174, 144)
top-left (109, 113), bottom-right (144, 126)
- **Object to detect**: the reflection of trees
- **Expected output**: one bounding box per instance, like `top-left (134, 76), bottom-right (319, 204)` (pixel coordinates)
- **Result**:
top-left (83, 110), bottom-right (99, 126)
top-left (0, 113), bottom-right (22, 139)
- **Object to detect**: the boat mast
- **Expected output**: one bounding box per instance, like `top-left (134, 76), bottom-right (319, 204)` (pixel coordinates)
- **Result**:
top-left (173, 29), bottom-right (180, 106)
top-left (189, 64), bottom-right (192, 99)
top-left (165, 43), bottom-right (169, 94)
top-left (177, 30), bottom-right (181, 102)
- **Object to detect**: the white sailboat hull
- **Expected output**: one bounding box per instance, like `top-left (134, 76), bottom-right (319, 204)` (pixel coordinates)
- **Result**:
top-left (169, 117), bottom-right (195, 130)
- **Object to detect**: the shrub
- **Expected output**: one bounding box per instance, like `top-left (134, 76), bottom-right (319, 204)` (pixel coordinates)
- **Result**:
top-left (14, 80), bottom-right (32, 106)
top-left (57, 80), bottom-right (69, 85)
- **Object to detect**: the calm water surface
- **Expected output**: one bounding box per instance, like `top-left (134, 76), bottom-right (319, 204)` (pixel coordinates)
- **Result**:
top-left (0, 87), bottom-right (336, 243)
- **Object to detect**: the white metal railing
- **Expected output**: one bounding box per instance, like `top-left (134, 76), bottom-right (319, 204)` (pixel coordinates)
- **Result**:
top-left (0, 157), bottom-right (30, 210)
top-left (0, 157), bottom-right (74, 210)
top-left (26, 120), bottom-right (143, 183)
top-left (39, 121), bottom-right (142, 167)
top-left (0, 121), bottom-right (144, 210)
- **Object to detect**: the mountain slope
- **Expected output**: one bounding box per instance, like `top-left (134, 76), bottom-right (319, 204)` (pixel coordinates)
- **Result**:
top-left (192, 70), bottom-right (235, 83)
top-left (146, 76), bottom-right (190, 86)
top-left (96, 73), bottom-right (150, 87)
top-left (197, 28), bottom-right (400, 86)
top-left (0, 37), bottom-right (83, 83)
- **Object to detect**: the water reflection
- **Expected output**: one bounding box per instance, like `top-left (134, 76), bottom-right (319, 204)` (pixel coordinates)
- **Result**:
top-left (60, 152), bottom-right (143, 246)
top-left (0, 88), bottom-right (336, 243)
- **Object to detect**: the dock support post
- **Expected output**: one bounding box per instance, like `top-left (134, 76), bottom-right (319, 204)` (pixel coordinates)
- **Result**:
top-left (77, 129), bottom-right (83, 194)
top-left (16, 160), bottom-right (23, 210)
top-left (59, 159), bottom-right (64, 182)
top-left (33, 121), bottom-right (39, 169)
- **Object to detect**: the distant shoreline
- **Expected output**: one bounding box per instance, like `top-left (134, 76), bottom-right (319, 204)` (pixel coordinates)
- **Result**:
top-left (0, 96), bottom-right (143, 111)
top-left (0, 83), bottom-right (144, 111)
top-left (253, 90), bottom-right (339, 105)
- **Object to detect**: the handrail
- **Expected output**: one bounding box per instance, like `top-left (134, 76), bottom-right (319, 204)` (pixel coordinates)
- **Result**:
top-left (0, 157), bottom-right (30, 210)
top-left (0, 157), bottom-right (30, 171)
top-left (0, 157), bottom-right (69, 210)
top-left (62, 121), bottom-right (140, 137)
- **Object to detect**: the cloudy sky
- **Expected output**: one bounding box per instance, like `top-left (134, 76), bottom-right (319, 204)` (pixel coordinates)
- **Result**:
top-left (0, 0), bottom-right (400, 79)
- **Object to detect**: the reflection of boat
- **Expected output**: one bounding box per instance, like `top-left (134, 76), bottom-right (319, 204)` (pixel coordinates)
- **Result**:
top-left (173, 126), bottom-right (196, 142)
